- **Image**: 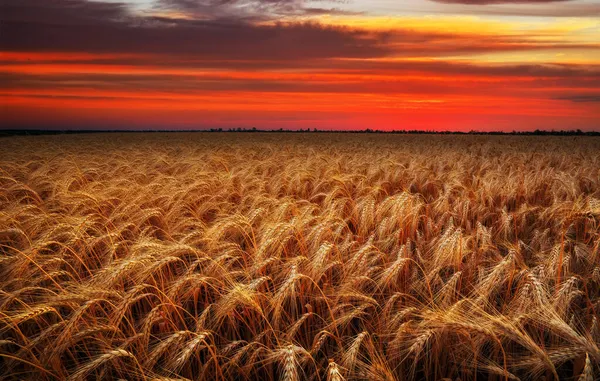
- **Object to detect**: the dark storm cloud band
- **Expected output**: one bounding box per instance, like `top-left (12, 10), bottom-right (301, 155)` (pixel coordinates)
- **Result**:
top-left (0, 0), bottom-right (387, 59)
top-left (2, 0), bottom-right (599, 61)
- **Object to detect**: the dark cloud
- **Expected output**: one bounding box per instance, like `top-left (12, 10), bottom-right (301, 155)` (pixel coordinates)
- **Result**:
top-left (3, 0), bottom-right (598, 64)
top-left (0, 0), bottom-right (131, 24)
top-left (157, 0), bottom-right (356, 19)
top-left (556, 94), bottom-right (600, 103)
top-left (3, 60), bottom-right (599, 97)
top-left (0, 0), bottom-right (388, 60)
top-left (2, 0), bottom-right (598, 63)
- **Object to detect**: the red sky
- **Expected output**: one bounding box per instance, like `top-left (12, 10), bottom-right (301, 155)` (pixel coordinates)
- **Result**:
top-left (1, 0), bottom-right (599, 131)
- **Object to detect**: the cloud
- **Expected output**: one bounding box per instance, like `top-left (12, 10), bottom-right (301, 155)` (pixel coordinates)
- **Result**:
top-left (3, 0), bottom-right (598, 64)
top-left (430, 0), bottom-right (573, 4)
top-left (427, 0), bottom-right (600, 16)
top-left (0, 0), bottom-right (388, 60)
top-left (157, 0), bottom-right (356, 19)
top-left (2, 0), bottom-right (599, 116)
top-left (466, 4), bottom-right (600, 17)
top-left (3, 58), bottom-right (599, 100)
top-left (556, 94), bottom-right (600, 102)
top-left (0, 0), bottom-right (131, 24)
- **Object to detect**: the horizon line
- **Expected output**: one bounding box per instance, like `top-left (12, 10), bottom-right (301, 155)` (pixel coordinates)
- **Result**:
top-left (1, 128), bottom-right (600, 137)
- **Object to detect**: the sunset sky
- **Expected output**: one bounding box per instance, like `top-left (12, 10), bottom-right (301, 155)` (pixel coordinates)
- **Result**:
top-left (1, 0), bottom-right (599, 131)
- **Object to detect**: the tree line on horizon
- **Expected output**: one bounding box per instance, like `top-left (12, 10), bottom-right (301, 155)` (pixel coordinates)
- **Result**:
top-left (1, 128), bottom-right (599, 136)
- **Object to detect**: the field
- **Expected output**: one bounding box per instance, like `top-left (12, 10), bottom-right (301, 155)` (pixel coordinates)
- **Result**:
top-left (1, 133), bottom-right (599, 381)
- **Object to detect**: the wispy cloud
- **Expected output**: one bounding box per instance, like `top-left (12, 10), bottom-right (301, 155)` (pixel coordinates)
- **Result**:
top-left (430, 0), bottom-right (573, 4)
top-left (156, 0), bottom-right (357, 19)
top-left (556, 94), bottom-right (600, 102)
top-left (425, 0), bottom-right (600, 17)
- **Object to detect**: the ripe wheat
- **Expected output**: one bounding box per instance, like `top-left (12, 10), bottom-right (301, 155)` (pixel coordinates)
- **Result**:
top-left (1, 133), bottom-right (599, 380)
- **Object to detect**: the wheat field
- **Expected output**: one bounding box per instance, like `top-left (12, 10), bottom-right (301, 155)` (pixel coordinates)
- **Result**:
top-left (1, 133), bottom-right (599, 381)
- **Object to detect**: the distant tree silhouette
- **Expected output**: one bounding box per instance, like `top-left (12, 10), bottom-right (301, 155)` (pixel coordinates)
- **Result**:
top-left (2, 128), bottom-right (598, 137)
